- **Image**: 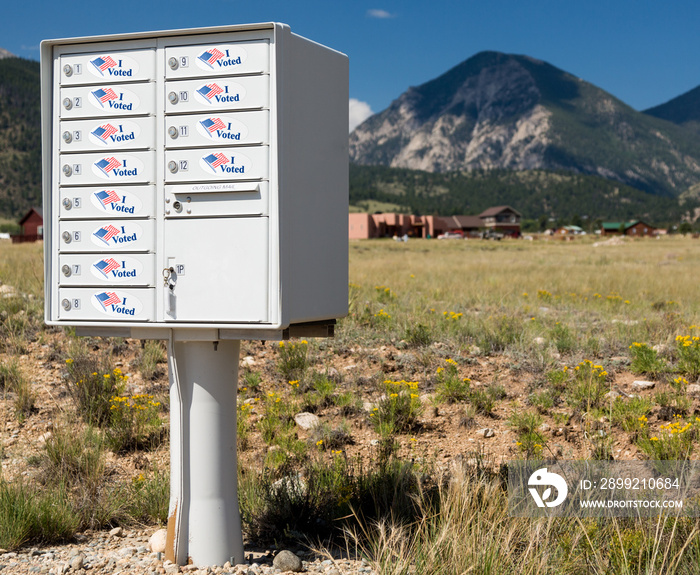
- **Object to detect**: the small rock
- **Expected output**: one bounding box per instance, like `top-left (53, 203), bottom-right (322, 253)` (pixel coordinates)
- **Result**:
top-left (165, 564), bottom-right (180, 575)
top-left (538, 423), bottom-right (550, 432)
top-left (632, 380), bottom-right (655, 390)
top-left (70, 554), bottom-right (84, 571)
top-left (327, 367), bottom-right (341, 382)
top-left (109, 526), bottom-right (124, 538)
top-left (533, 337), bottom-right (546, 346)
top-left (293, 412), bottom-right (320, 430)
top-left (687, 384), bottom-right (700, 398)
top-left (476, 428), bottom-right (495, 438)
top-left (149, 529), bottom-right (168, 553)
top-left (241, 356), bottom-right (256, 367)
top-left (604, 390), bottom-right (621, 400)
top-left (370, 439), bottom-right (380, 446)
top-left (273, 550), bottom-right (303, 573)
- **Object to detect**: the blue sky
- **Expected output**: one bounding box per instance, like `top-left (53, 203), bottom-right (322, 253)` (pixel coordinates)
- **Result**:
top-left (4, 1), bottom-right (699, 130)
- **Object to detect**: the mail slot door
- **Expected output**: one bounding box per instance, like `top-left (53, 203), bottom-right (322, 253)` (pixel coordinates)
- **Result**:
top-left (58, 253), bottom-right (155, 287)
top-left (59, 219), bottom-right (154, 253)
top-left (164, 41), bottom-right (269, 79)
top-left (59, 151), bottom-right (155, 185)
top-left (164, 76), bottom-right (269, 114)
top-left (59, 186), bottom-right (155, 219)
top-left (60, 117), bottom-right (156, 152)
top-left (60, 82), bottom-right (156, 119)
top-left (164, 147), bottom-right (268, 182)
top-left (59, 49), bottom-right (156, 85)
top-left (164, 111), bottom-right (269, 148)
top-left (58, 288), bottom-right (154, 321)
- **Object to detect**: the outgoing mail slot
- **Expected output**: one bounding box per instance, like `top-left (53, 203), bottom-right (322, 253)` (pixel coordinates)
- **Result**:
top-left (60, 116), bottom-right (155, 152)
top-left (58, 288), bottom-right (154, 321)
top-left (164, 147), bottom-right (268, 182)
top-left (59, 151), bottom-right (155, 185)
top-left (60, 82), bottom-right (156, 119)
top-left (60, 49), bottom-right (156, 85)
top-left (164, 181), bottom-right (269, 217)
top-left (60, 185), bottom-right (155, 219)
top-left (59, 219), bottom-right (154, 253)
top-left (165, 41), bottom-right (269, 79)
top-left (165, 110), bottom-right (268, 148)
top-left (58, 253), bottom-right (155, 286)
top-left (164, 76), bottom-right (269, 114)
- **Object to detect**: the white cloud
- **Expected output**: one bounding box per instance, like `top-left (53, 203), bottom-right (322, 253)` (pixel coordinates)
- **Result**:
top-left (367, 9), bottom-right (395, 19)
top-left (349, 98), bottom-right (373, 132)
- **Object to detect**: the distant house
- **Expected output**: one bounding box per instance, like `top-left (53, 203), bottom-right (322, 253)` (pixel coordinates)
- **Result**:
top-left (436, 215), bottom-right (483, 238)
top-left (479, 206), bottom-right (521, 237)
top-left (554, 225), bottom-right (585, 239)
top-left (601, 220), bottom-right (656, 237)
top-left (12, 208), bottom-right (43, 244)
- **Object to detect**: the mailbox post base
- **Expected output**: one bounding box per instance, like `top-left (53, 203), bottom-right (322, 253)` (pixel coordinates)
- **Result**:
top-left (166, 339), bottom-right (244, 567)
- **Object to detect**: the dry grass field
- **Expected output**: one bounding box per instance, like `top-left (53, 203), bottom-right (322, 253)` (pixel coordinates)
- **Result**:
top-left (1, 236), bottom-right (700, 573)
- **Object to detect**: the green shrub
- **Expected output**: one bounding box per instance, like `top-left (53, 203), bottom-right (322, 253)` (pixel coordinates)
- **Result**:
top-left (675, 334), bottom-right (700, 380)
top-left (43, 426), bottom-right (106, 493)
top-left (404, 322), bottom-right (433, 347)
top-left (370, 379), bottom-right (422, 436)
top-left (628, 342), bottom-right (666, 376)
top-left (65, 356), bottom-right (127, 426)
top-left (277, 340), bottom-right (310, 382)
top-left (508, 410), bottom-right (547, 457)
top-left (106, 393), bottom-right (164, 453)
top-left (137, 340), bottom-right (166, 380)
top-left (566, 360), bottom-right (609, 412)
top-left (435, 359), bottom-right (471, 404)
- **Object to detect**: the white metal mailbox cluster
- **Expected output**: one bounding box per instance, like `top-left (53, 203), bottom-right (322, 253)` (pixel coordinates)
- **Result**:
top-left (42, 22), bottom-right (349, 335)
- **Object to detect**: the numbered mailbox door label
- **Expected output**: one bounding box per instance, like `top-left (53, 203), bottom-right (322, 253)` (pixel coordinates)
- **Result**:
top-left (59, 186), bottom-right (154, 219)
top-left (60, 83), bottom-right (155, 119)
top-left (59, 220), bottom-right (154, 253)
top-left (58, 253), bottom-right (155, 286)
top-left (165, 41), bottom-right (269, 78)
top-left (58, 288), bottom-right (154, 321)
top-left (60, 49), bottom-right (155, 85)
top-left (59, 151), bottom-right (155, 185)
top-left (164, 76), bottom-right (269, 114)
top-left (164, 147), bottom-right (269, 182)
top-left (165, 110), bottom-right (269, 148)
top-left (59, 117), bottom-right (155, 152)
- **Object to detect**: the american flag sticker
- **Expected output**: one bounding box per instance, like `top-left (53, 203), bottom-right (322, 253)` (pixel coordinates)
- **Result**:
top-left (94, 189), bottom-right (120, 208)
top-left (90, 55), bottom-right (117, 75)
top-left (91, 124), bottom-right (118, 142)
top-left (93, 224), bottom-right (121, 245)
top-left (203, 153), bottom-right (229, 172)
top-left (197, 48), bottom-right (224, 68)
top-left (196, 84), bottom-right (224, 101)
top-left (94, 157), bottom-right (121, 177)
top-left (200, 117), bottom-right (226, 135)
top-left (91, 88), bottom-right (118, 107)
top-left (95, 291), bottom-right (121, 310)
top-left (93, 258), bottom-right (121, 278)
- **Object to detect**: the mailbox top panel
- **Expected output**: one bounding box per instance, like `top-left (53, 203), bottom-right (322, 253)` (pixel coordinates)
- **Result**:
top-left (60, 49), bottom-right (156, 85)
top-left (165, 41), bottom-right (269, 79)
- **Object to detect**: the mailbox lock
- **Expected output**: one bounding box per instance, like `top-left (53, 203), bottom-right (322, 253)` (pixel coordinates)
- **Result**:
top-left (168, 57), bottom-right (179, 70)
top-left (61, 299), bottom-right (72, 311)
top-left (63, 98), bottom-right (73, 110)
top-left (61, 265), bottom-right (72, 277)
top-left (168, 161), bottom-right (178, 174)
top-left (173, 201), bottom-right (183, 213)
top-left (62, 231), bottom-right (72, 244)
top-left (62, 164), bottom-right (73, 177)
top-left (62, 131), bottom-right (73, 144)
top-left (62, 198), bottom-right (73, 210)
top-left (167, 126), bottom-right (178, 139)
top-left (63, 64), bottom-right (73, 77)
top-left (168, 92), bottom-right (179, 105)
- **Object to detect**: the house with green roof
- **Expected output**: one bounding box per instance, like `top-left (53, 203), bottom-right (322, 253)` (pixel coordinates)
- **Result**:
top-left (601, 220), bottom-right (656, 237)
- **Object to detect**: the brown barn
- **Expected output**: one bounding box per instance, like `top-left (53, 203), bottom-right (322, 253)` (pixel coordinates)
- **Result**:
top-left (601, 220), bottom-right (656, 237)
top-left (12, 208), bottom-right (44, 243)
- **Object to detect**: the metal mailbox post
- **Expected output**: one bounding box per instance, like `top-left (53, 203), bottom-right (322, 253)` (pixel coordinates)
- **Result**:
top-left (41, 23), bottom-right (348, 567)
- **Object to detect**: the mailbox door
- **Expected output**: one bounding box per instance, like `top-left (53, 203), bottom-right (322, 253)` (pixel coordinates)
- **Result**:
top-left (60, 82), bottom-right (156, 119)
top-left (164, 111), bottom-right (269, 148)
top-left (58, 288), bottom-right (154, 321)
top-left (59, 151), bottom-right (155, 185)
top-left (59, 219), bottom-right (154, 253)
top-left (60, 49), bottom-right (156, 85)
top-left (164, 76), bottom-right (269, 114)
top-left (164, 41), bottom-right (269, 78)
top-left (58, 253), bottom-right (155, 287)
top-left (60, 117), bottom-right (156, 152)
top-left (164, 217), bottom-right (269, 323)
top-left (59, 186), bottom-right (155, 219)
top-left (164, 147), bottom-right (268, 182)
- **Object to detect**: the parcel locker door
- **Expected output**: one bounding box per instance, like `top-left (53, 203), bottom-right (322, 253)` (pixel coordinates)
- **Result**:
top-left (164, 111), bottom-right (269, 148)
top-left (59, 151), bottom-right (155, 185)
top-left (164, 217), bottom-right (269, 323)
top-left (59, 186), bottom-right (155, 219)
top-left (60, 49), bottom-right (155, 85)
top-left (164, 147), bottom-right (268, 182)
top-left (60, 117), bottom-right (156, 152)
top-left (165, 41), bottom-right (269, 79)
top-left (60, 82), bottom-right (156, 119)
top-left (164, 76), bottom-right (269, 114)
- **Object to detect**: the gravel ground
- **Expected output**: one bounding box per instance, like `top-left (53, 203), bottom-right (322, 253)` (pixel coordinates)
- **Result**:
top-left (0, 529), bottom-right (377, 575)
